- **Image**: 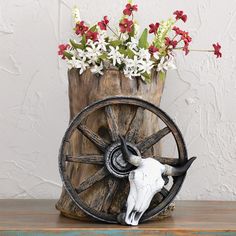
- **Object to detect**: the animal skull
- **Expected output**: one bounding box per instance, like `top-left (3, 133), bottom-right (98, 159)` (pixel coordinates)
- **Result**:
top-left (118, 136), bottom-right (196, 226)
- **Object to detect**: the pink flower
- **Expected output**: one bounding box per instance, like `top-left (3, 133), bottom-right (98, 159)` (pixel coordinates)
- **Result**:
top-left (58, 44), bottom-right (70, 59)
top-left (149, 23), bottom-right (160, 34)
top-left (173, 10), bottom-right (187, 22)
top-left (213, 43), bottom-right (222, 58)
top-left (119, 18), bottom-right (133, 33)
top-left (148, 45), bottom-right (159, 55)
top-left (123, 3), bottom-right (138, 16)
top-left (75, 21), bottom-right (88, 35)
top-left (86, 30), bottom-right (98, 42)
top-left (98, 16), bottom-right (109, 30)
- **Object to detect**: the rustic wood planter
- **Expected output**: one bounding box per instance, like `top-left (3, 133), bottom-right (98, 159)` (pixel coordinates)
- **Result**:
top-left (56, 68), bottom-right (175, 221)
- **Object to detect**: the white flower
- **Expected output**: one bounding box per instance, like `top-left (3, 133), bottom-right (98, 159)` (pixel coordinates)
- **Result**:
top-left (97, 35), bottom-right (108, 51)
top-left (123, 67), bottom-right (133, 80)
top-left (127, 37), bottom-right (139, 51)
top-left (86, 42), bottom-right (102, 64)
top-left (67, 56), bottom-right (88, 74)
top-left (136, 48), bottom-right (150, 60)
top-left (91, 63), bottom-right (104, 75)
top-left (108, 46), bottom-right (124, 66)
top-left (120, 33), bottom-right (129, 41)
top-left (124, 56), bottom-right (142, 79)
top-left (156, 57), bottom-right (166, 72)
top-left (166, 55), bottom-right (177, 70)
top-left (76, 48), bottom-right (87, 59)
top-left (72, 6), bottom-right (81, 23)
top-left (153, 52), bottom-right (159, 60)
top-left (156, 55), bottom-right (176, 72)
top-left (138, 60), bottom-right (154, 74)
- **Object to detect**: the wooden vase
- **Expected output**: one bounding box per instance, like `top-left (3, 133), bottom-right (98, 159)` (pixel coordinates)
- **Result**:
top-left (56, 68), bottom-right (175, 221)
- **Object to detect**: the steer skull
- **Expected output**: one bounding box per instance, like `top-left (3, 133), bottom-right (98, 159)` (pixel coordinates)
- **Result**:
top-left (118, 136), bottom-right (196, 226)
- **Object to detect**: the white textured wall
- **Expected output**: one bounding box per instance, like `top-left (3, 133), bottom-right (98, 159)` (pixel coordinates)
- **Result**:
top-left (0, 0), bottom-right (235, 200)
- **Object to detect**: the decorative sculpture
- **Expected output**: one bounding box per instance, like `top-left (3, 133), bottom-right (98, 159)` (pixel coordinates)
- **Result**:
top-left (118, 135), bottom-right (196, 225)
top-left (56, 0), bottom-right (221, 224)
top-left (58, 96), bottom-right (197, 225)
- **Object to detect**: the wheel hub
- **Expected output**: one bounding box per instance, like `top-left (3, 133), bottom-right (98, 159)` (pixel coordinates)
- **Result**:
top-left (104, 141), bottom-right (141, 178)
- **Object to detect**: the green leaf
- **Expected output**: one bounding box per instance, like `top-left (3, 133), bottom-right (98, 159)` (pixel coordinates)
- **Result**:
top-left (126, 48), bottom-right (135, 58)
top-left (70, 39), bottom-right (84, 50)
top-left (159, 71), bottom-right (166, 80)
top-left (130, 25), bottom-right (135, 37)
top-left (81, 35), bottom-right (86, 46)
top-left (138, 28), bottom-right (149, 49)
top-left (110, 40), bottom-right (123, 47)
top-left (98, 53), bottom-right (108, 60)
top-left (63, 51), bottom-right (73, 60)
top-left (89, 25), bottom-right (97, 32)
top-left (142, 72), bottom-right (151, 83)
top-left (118, 47), bottom-right (126, 55)
top-left (118, 47), bottom-right (135, 59)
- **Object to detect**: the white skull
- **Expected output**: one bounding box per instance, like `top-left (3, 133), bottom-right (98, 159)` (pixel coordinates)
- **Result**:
top-left (125, 157), bottom-right (166, 226)
top-left (118, 135), bottom-right (196, 226)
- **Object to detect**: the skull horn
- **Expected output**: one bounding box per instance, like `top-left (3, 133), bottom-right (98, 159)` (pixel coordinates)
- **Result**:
top-left (119, 135), bottom-right (142, 167)
top-left (164, 156), bottom-right (197, 176)
top-left (119, 135), bottom-right (131, 162)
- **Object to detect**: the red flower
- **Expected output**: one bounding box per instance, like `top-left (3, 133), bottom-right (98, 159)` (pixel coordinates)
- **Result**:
top-left (183, 42), bottom-right (190, 55)
top-left (149, 22), bottom-right (160, 34)
top-left (75, 21), bottom-right (88, 35)
top-left (58, 44), bottom-right (70, 59)
top-left (119, 18), bottom-right (133, 33)
top-left (98, 16), bottom-right (109, 30)
top-left (86, 30), bottom-right (98, 42)
top-left (182, 32), bottom-right (192, 43)
top-left (165, 37), bottom-right (178, 48)
top-left (148, 45), bottom-right (159, 55)
top-left (173, 10), bottom-right (187, 22)
top-left (177, 30), bottom-right (192, 45)
top-left (173, 26), bottom-right (182, 35)
top-left (123, 3), bottom-right (138, 16)
top-left (213, 43), bottom-right (222, 58)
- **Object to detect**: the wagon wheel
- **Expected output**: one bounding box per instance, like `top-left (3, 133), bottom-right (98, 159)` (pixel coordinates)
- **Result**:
top-left (59, 96), bottom-right (188, 223)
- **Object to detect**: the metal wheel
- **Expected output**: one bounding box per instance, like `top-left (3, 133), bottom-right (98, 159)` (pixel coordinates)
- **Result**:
top-left (58, 96), bottom-right (188, 223)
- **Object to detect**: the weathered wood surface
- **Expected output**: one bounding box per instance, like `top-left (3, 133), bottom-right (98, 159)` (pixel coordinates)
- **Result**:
top-left (0, 200), bottom-right (236, 236)
top-left (56, 68), bottom-right (168, 221)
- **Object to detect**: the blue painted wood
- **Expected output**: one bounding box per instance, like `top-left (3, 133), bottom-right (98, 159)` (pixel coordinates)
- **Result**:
top-left (2, 230), bottom-right (236, 236)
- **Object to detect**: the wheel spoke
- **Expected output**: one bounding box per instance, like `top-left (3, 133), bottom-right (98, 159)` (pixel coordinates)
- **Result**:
top-left (152, 156), bottom-right (180, 166)
top-left (105, 105), bottom-right (119, 142)
top-left (75, 167), bottom-right (109, 194)
top-left (66, 155), bottom-right (104, 165)
top-left (125, 107), bottom-right (144, 142)
top-left (136, 127), bottom-right (171, 153)
top-left (78, 124), bottom-right (108, 152)
top-left (160, 187), bottom-right (169, 198)
top-left (102, 178), bottom-right (119, 212)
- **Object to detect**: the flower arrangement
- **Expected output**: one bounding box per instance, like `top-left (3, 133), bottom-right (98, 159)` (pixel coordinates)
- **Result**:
top-left (58, 0), bottom-right (222, 82)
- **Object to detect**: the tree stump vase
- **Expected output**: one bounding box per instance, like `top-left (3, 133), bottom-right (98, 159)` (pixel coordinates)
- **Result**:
top-left (56, 68), bottom-right (175, 222)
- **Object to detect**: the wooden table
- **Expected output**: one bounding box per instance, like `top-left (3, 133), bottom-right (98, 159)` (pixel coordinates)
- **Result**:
top-left (0, 200), bottom-right (235, 235)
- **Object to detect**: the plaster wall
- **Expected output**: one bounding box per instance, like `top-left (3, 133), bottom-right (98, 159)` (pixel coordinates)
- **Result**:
top-left (0, 0), bottom-right (235, 200)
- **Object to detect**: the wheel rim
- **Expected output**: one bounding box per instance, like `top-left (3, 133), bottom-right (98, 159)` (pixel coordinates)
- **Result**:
top-left (58, 96), bottom-right (188, 223)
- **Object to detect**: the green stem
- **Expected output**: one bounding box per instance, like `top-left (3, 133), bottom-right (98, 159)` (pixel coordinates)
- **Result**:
top-left (107, 25), bottom-right (119, 38)
top-left (174, 47), bottom-right (214, 52)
